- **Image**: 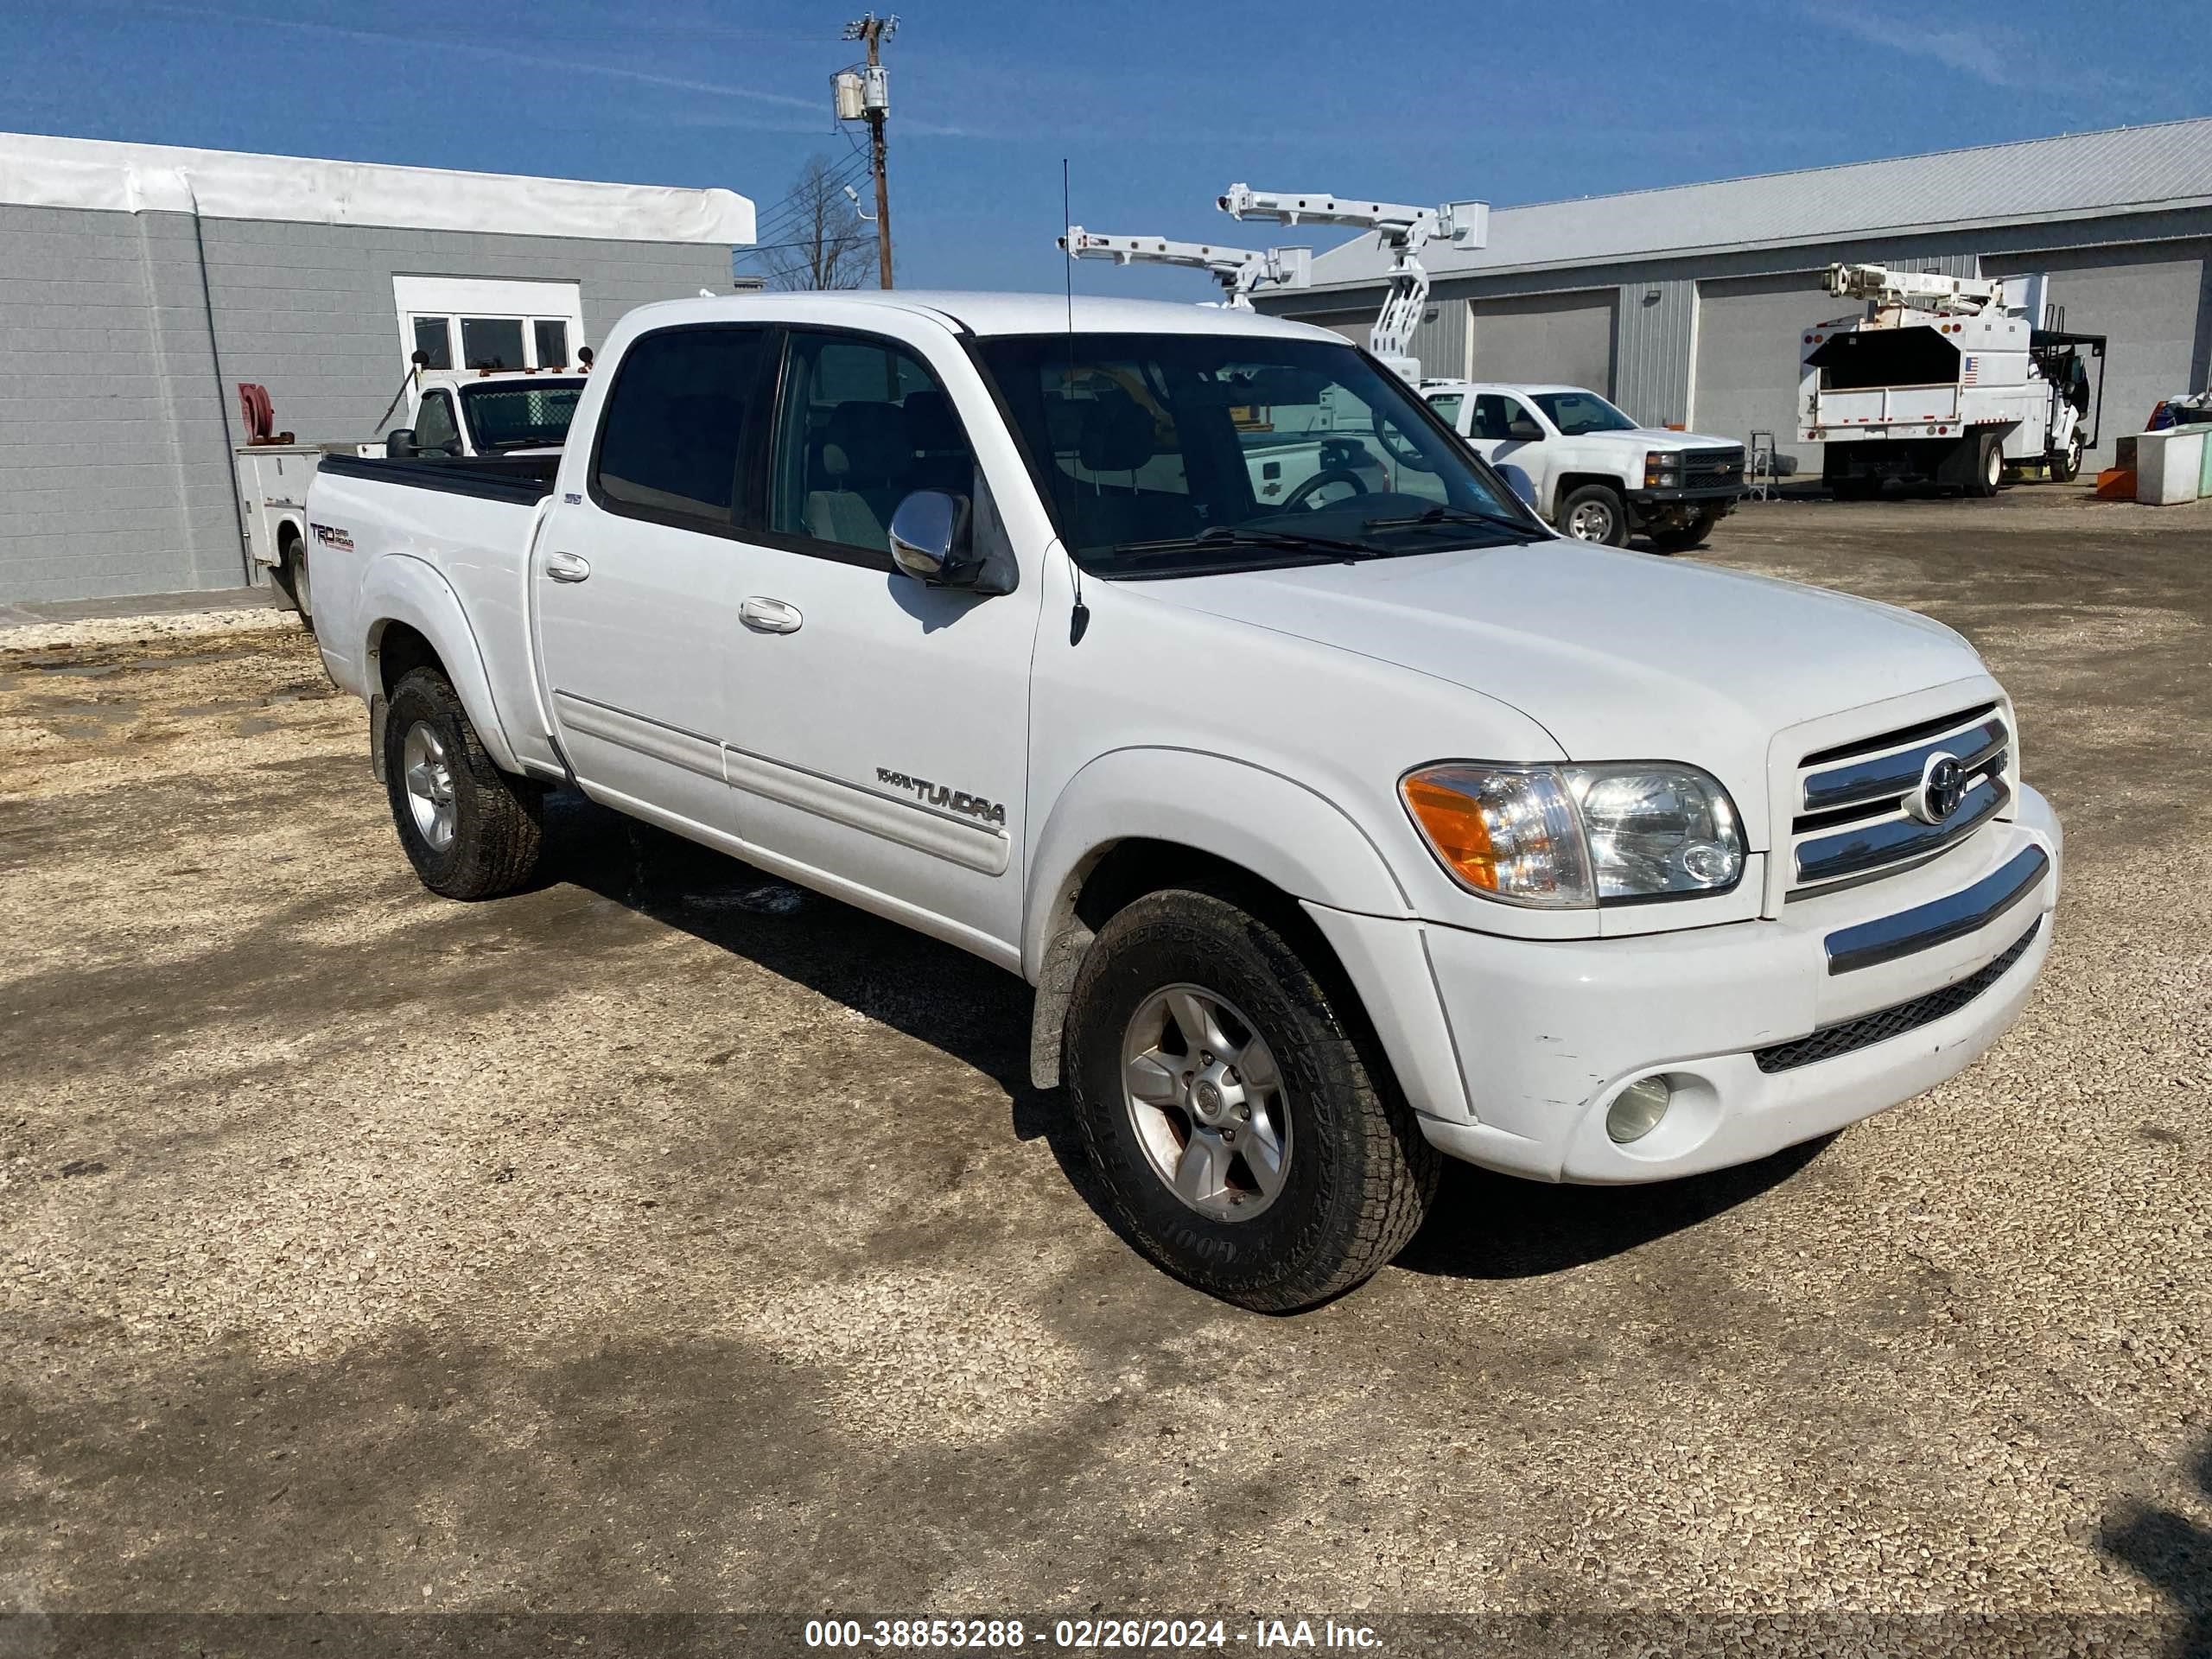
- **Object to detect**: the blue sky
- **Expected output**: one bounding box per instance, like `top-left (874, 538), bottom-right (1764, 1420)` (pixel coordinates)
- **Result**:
top-left (4, 0), bottom-right (2208, 300)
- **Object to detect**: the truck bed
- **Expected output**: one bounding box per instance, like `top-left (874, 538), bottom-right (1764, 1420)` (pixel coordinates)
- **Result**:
top-left (315, 451), bottom-right (562, 505)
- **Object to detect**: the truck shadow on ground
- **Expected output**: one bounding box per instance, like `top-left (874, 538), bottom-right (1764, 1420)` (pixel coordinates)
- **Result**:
top-left (538, 791), bottom-right (1828, 1287)
top-left (2100, 1433), bottom-right (2212, 1659)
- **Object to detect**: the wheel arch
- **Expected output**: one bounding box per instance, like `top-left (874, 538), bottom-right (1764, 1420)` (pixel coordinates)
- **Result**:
top-left (1022, 748), bottom-right (1413, 1091)
top-left (359, 556), bottom-right (522, 775)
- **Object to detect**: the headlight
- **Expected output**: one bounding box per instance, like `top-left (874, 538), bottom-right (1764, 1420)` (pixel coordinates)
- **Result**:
top-left (1400, 762), bottom-right (1744, 907)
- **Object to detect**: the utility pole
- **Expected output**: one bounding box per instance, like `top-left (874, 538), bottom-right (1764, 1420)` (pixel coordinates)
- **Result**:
top-left (840, 13), bottom-right (897, 289)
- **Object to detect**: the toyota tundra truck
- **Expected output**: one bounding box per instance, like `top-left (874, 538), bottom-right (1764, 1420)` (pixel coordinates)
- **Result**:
top-left (304, 292), bottom-right (2060, 1312)
top-left (1421, 380), bottom-right (1745, 550)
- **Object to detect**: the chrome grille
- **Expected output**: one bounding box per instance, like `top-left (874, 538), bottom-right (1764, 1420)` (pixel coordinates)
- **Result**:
top-left (1787, 702), bottom-right (2011, 898)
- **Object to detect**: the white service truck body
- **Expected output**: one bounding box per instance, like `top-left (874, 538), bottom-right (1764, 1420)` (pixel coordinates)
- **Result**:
top-left (303, 291), bottom-right (2059, 1310)
top-left (1800, 265), bottom-right (2103, 495)
top-left (238, 368), bottom-right (589, 627)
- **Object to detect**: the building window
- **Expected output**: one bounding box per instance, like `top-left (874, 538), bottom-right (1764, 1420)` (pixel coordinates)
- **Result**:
top-left (412, 316), bottom-right (454, 370)
top-left (461, 317), bottom-right (526, 372)
top-left (533, 319), bottom-right (570, 368)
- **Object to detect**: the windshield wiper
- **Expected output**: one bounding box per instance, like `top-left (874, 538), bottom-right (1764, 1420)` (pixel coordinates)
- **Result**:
top-left (1360, 503), bottom-right (1538, 536)
top-left (1109, 525), bottom-right (1383, 561)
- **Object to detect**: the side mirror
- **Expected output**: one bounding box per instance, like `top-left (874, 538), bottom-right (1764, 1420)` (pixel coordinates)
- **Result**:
top-left (887, 490), bottom-right (976, 585)
top-left (385, 428), bottom-right (418, 458)
top-left (1506, 420), bottom-right (1543, 442)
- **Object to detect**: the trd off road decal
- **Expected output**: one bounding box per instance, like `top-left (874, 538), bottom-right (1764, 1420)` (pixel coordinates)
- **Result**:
top-left (877, 767), bottom-right (1007, 826)
top-left (309, 523), bottom-right (354, 552)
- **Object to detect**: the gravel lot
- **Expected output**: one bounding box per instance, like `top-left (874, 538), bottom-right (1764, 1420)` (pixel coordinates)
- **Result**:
top-left (2, 490), bottom-right (2207, 1653)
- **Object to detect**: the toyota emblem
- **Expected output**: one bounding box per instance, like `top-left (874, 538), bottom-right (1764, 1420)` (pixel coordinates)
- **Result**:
top-left (1907, 752), bottom-right (1967, 824)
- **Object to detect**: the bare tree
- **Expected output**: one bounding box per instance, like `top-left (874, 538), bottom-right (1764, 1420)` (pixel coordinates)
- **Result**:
top-left (760, 156), bottom-right (874, 292)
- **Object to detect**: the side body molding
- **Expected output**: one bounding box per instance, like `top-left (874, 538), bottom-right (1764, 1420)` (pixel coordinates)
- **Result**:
top-left (359, 554), bottom-right (526, 777)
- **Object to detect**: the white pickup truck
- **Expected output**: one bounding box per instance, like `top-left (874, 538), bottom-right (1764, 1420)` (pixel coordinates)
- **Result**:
top-left (306, 292), bottom-right (2060, 1311)
top-left (1421, 380), bottom-right (1746, 550)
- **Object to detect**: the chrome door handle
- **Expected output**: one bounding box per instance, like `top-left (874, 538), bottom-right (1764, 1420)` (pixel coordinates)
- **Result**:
top-left (739, 596), bottom-right (803, 634)
top-left (544, 550), bottom-right (591, 583)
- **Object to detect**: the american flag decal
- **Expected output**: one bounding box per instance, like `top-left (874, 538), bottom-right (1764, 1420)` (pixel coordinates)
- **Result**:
top-left (1962, 355), bottom-right (1979, 385)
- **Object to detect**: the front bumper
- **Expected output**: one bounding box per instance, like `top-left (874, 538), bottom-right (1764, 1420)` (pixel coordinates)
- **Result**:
top-left (1627, 484), bottom-right (1743, 506)
top-left (1308, 785), bottom-right (2060, 1185)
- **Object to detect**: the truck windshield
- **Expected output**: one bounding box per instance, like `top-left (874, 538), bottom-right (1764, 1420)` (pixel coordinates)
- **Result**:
top-left (1529, 390), bottom-right (1638, 435)
top-left (460, 379), bottom-right (586, 451)
top-left (974, 334), bottom-right (1542, 577)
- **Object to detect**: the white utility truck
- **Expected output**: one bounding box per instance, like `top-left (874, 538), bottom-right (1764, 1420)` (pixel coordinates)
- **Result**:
top-left (1421, 380), bottom-right (1745, 550)
top-left (238, 365), bottom-right (591, 629)
top-left (304, 292), bottom-right (2060, 1311)
top-left (382, 364), bottom-right (591, 461)
top-left (1802, 264), bottom-right (2106, 498)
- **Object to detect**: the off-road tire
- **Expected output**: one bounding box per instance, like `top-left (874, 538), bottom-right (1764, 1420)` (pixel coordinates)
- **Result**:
top-left (1065, 887), bottom-right (1440, 1312)
top-left (1558, 483), bottom-right (1628, 546)
top-left (382, 667), bottom-right (543, 900)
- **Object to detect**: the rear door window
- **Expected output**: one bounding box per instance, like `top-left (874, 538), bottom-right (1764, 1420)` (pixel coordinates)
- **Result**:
top-left (591, 326), bottom-right (769, 527)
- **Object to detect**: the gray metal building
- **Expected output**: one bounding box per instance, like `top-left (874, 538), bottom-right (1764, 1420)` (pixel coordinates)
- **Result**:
top-left (1259, 118), bottom-right (2212, 473)
top-left (0, 133), bottom-right (753, 604)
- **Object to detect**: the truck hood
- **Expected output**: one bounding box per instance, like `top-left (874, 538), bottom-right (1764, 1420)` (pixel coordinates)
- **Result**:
top-left (1577, 426), bottom-right (1740, 450)
top-left (1150, 542), bottom-right (1987, 840)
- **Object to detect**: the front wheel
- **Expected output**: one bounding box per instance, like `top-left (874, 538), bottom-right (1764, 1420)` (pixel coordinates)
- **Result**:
top-left (1557, 483), bottom-right (1628, 546)
top-left (2056, 430), bottom-right (2085, 483)
top-left (1065, 888), bottom-right (1439, 1311)
top-left (382, 667), bottom-right (544, 899)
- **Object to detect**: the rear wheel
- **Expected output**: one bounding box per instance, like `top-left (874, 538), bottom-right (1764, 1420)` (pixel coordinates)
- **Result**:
top-left (1558, 484), bottom-right (1627, 546)
top-left (277, 531), bottom-right (314, 632)
top-left (1967, 431), bottom-right (2004, 498)
top-left (381, 667), bottom-right (544, 899)
top-left (1065, 887), bottom-right (1439, 1312)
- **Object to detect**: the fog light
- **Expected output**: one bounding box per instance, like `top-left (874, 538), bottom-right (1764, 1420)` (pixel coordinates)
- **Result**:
top-left (1606, 1076), bottom-right (1672, 1144)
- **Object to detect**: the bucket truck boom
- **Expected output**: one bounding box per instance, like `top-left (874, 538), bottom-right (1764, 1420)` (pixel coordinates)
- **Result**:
top-left (1217, 185), bottom-right (1489, 380)
top-left (1058, 227), bottom-right (1311, 309)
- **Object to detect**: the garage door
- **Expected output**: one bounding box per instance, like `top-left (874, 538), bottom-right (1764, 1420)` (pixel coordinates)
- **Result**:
top-left (1469, 291), bottom-right (1617, 393)
top-left (1692, 272), bottom-right (1847, 469)
top-left (1983, 244), bottom-right (2209, 465)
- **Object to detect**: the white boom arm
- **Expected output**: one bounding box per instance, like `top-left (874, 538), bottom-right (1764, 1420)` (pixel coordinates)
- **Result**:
top-left (1823, 263), bottom-right (2012, 316)
top-left (1058, 227), bottom-right (1311, 309)
top-left (1217, 184), bottom-right (1489, 378)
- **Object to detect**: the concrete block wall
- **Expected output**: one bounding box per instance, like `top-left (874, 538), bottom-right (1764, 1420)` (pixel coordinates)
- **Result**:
top-left (0, 204), bottom-right (733, 605)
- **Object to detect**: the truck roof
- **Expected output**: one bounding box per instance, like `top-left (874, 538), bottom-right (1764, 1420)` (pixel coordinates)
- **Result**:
top-left (621, 290), bottom-right (1341, 340)
top-left (1420, 380), bottom-right (1596, 397)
